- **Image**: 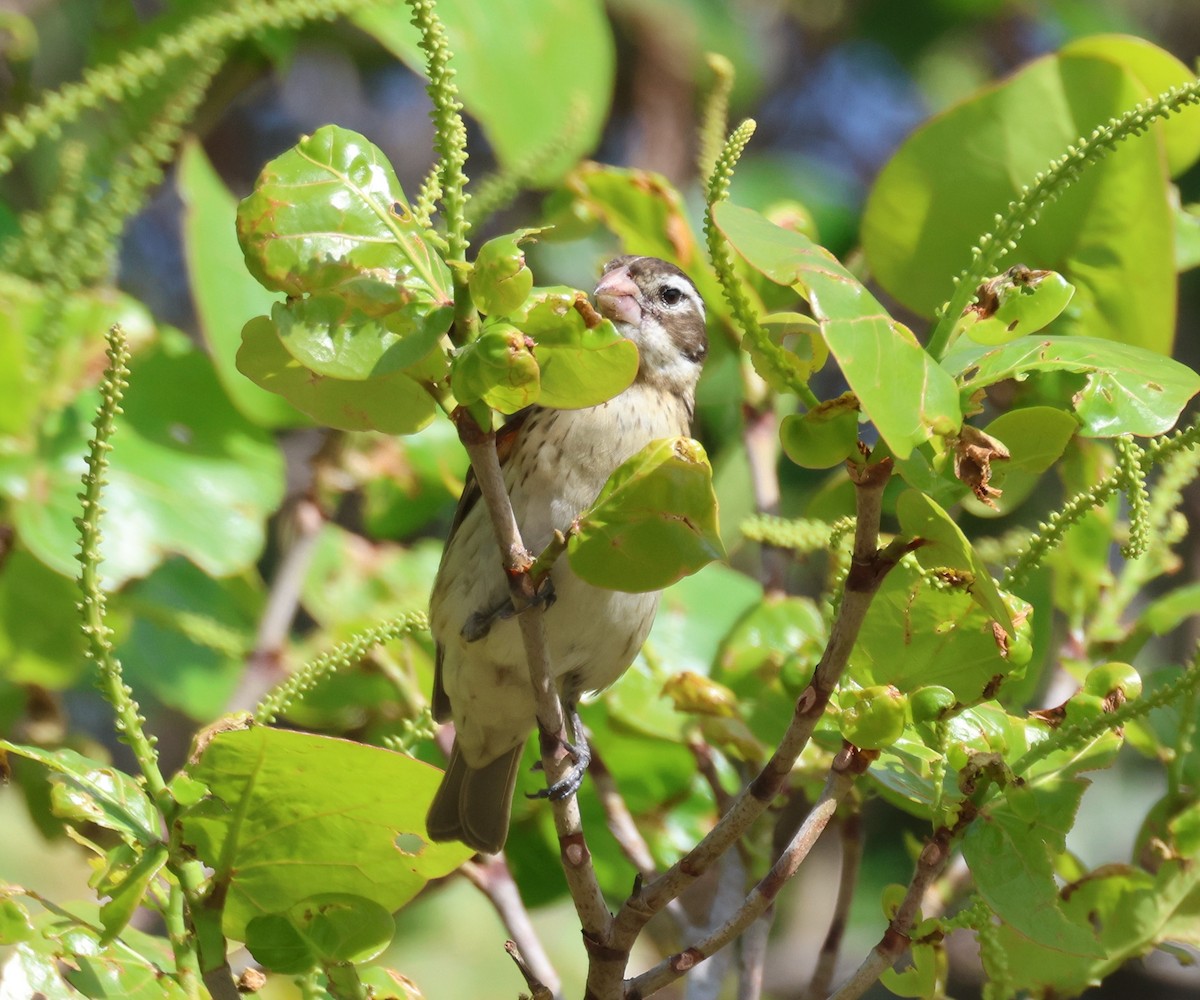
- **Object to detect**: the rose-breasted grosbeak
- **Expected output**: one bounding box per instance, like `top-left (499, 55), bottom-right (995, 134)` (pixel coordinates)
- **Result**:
top-left (426, 255), bottom-right (708, 854)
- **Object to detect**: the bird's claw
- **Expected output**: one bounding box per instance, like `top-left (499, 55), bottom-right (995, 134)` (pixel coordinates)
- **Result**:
top-left (527, 705), bottom-right (589, 801)
top-left (461, 578), bottom-right (557, 642)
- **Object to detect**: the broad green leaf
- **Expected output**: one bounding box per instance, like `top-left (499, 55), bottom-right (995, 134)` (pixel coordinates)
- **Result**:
top-left (0, 898), bottom-right (34, 945)
top-left (237, 125), bottom-right (452, 312)
top-left (11, 923), bottom-right (189, 1000)
top-left (116, 558), bottom-right (260, 721)
top-left (177, 138), bottom-right (301, 427)
top-left (945, 335), bottom-right (1200, 437)
top-left (779, 393), bottom-right (859, 469)
top-left (180, 727), bottom-right (471, 940)
top-left (964, 780), bottom-right (1104, 958)
top-left (355, 0), bottom-right (613, 184)
top-left (714, 200), bottom-right (961, 458)
top-left (963, 406), bottom-right (1078, 517)
top-left (450, 323), bottom-right (539, 413)
top-left (568, 437), bottom-right (724, 593)
top-left (956, 267), bottom-right (1075, 346)
top-left (984, 860), bottom-right (1200, 995)
top-left (7, 335), bottom-right (285, 587)
top-left (515, 290), bottom-right (639, 408)
top-left (469, 229), bottom-right (541, 317)
top-left (559, 163), bottom-right (718, 302)
top-left (271, 294), bottom-right (451, 381)
top-left (237, 316), bottom-right (437, 435)
top-left (850, 560), bottom-right (1028, 702)
top-left (0, 549), bottom-right (87, 688)
top-left (245, 894), bottom-right (393, 973)
top-left (0, 742), bottom-right (157, 845)
top-left (863, 42), bottom-right (1198, 352)
top-left (896, 489), bottom-right (1013, 633)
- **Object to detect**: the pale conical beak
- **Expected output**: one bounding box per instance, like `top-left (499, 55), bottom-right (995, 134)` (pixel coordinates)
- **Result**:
top-left (594, 264), bottom-right (642, 328)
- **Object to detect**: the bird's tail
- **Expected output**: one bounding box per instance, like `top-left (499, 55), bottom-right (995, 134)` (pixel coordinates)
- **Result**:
top-left (426, 742), bottom-right (523, 855)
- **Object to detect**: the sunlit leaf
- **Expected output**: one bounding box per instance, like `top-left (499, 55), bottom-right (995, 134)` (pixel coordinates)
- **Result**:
top-left (568, 437), bottom-right (724, 592)
top-left (237, 316), bottom-right (437, 435)
top-left (355, 0), bottom-right (614, 184)
top-left (714, 200), bottom-right (961, 458)
top-left (945, 335), bottom-right (1200, 437)
top-left (863, 40), bottom-right (1200, 352)
top-left (180, 727), bottom-right (471, 940)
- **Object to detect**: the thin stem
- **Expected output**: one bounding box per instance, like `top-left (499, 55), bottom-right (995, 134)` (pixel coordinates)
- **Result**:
top-left (826, 819), bottom-right (960, 1000)
top-left (805, 809), bottom-right (864, 1000)
top-left (628, 746), bottom-right (869, 998)
top-left (462, 856), bottom-right (562, 999)
top-left (595, 459), bottom-right (902, 997)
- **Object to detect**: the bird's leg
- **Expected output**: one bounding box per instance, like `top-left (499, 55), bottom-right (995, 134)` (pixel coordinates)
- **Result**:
top-left (528, 701), bottom-right (591, 801)
top-left (461, 577), bottom-right (557, 642)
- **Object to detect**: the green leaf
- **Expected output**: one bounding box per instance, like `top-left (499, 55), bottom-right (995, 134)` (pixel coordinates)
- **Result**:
top-left (450, 323), bottom-right (539, 413)
top-left (271, 294), bottom-right (451, 382)
top-left (713, 595), bottom-right (826, 745)
top-left (850, 560), bottom-right (1029, 702)
top-left (515, 290), bottom-right (639, 408)
top-left (469, 229), bottom-right (541, 317)
top-left (355, 0), bottom-right (614, 184)
top-left (714, 200), bottom-right (961, 458)
top-left (245, 894), bottom-right (393, 974)
top-left (779, 393), bottom-right (859, 469)
top-left (863, 42), bottom-right (1199, 352)
top-left (956, 267), bottom-right (1075, 346)
top-left (963, 406), bottom-right (1078, 517)
top-left (0, 549), bottom-right (87, 688)
top-left (568, 437), bottom-right (724, 593)
top-left (945, 335), bottom-right (1200, 437)
top-left (558, 163), bottom-right (718, 301)
top-left (180, 727), bottom-right (471, 940)
top-left (0, 741), bottom-right (157, 845)
top-left (896, 489), bottom-right (1013, 633)
top-left (237, 316), bottom-right (437, 434)
top-left (237, 125), bottom-right (453, 312)
top-left (964, 782), bottom-right (1104, 958)
top-left (6, 336), bottom-right (285, 587)
top-left (0, 898), bottom-right (35, 945)
top-left (99, 842), bottom-right (170, 944)
top-left (177, 138), bottom-right (302, 427)
top-left (116, 558), bottom-right (260, 721)
top-left (606, 563), bottom-right (761, 741)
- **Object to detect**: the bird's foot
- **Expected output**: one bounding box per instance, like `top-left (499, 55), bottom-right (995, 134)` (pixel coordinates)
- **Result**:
top-left (528, 705), bottom-right (590, 801)
top-left (462, 578), bottom-right (557, 642)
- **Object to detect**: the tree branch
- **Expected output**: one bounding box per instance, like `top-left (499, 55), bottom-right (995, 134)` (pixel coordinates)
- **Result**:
top-left (453, 410), bottom-right (613, 945)
top-left (626, 744), bottom-right (871, 998)
top-left (804, 807), bottom-right (863, 1000)
top-left (586, 458), bottom-right (900, 998)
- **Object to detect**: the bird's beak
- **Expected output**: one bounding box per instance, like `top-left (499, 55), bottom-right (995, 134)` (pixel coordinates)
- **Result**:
top-left (594, 263), bottom-right (642, 328)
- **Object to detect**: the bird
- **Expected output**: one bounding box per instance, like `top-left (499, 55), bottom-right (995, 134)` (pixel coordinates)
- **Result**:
top-left (426, 255), bottom-right (708, 854)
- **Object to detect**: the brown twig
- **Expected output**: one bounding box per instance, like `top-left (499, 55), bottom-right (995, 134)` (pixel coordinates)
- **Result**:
top-left (627, 744), bottom-right (872, 998)
top-left (505, 941), bottom-right (556, 1000)
top-left (826, 810), bottom-right (970, 1000)
top-left (584, 459), bottom-right (901, 999)
top-left (453, 410), bottom-right (613, 945)
top-left (461, 856), bottom-right (561, 999)
top-left (805, 808), bottom-right (864, 1000)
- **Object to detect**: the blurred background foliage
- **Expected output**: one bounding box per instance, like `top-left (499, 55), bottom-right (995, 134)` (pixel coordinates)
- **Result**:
top-left (2, 0), bottom-right (1200, 998)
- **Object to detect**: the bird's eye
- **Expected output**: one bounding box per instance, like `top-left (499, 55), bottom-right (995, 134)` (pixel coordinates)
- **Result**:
top-left (659, 285), bottom-right (684, 306)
